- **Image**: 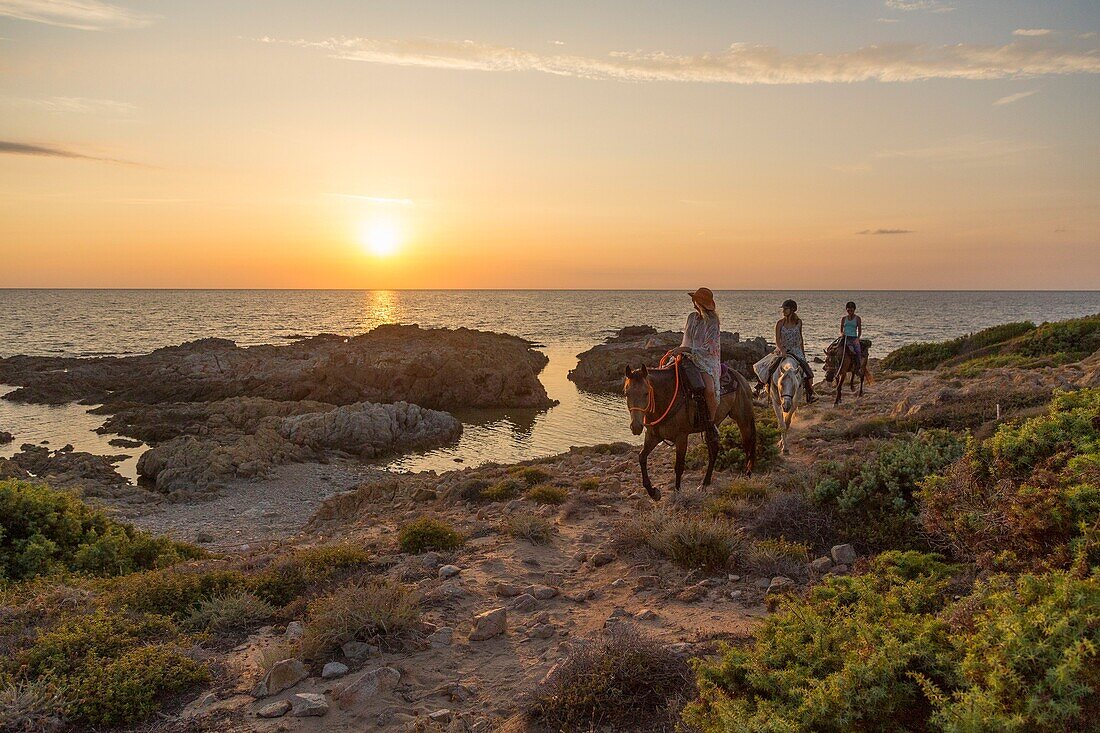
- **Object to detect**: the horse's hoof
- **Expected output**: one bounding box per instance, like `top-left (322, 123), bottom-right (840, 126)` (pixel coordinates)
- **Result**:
top-left (644, 485), bottom-right (661, 501)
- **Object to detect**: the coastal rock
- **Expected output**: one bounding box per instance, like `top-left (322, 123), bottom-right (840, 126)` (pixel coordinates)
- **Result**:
top-left (569, 325), bottom-right (769, 393)
top-left (290, 693), bottom-right (329, 717)
top-left (333, 666), bottom-right (402, 707)
top-left (322, 661), bottom-right (349, 679)
top-left (831, 544), bottom-right (858, 566)
top-left (0, 431), bottom-right (13, 444)
top-left (278, 401), bottom-right (462, 458)
top-left (256, 699), bottom-right (292, 718)
top-left (252, 658), bottom-right (308, 698)
top-left (0, 324), bottom-right (553, 410)
top-left (469, 608), bottom-right (507, 640)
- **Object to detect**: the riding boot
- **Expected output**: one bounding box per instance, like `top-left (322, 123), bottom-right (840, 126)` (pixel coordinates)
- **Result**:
top-left (692, 391), bottom-right (713, 433)
top-left (805, 381), bottom-right (817, 404)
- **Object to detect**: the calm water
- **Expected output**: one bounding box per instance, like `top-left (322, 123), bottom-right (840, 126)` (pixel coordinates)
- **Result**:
top-left (2, 290), bottom-right (1098, 478)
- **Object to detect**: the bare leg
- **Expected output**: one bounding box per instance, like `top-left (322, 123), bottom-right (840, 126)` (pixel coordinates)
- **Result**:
top-left (702, 373), bottom-right (718, 420)
top-left (639, 430), bottom-right (661, 501)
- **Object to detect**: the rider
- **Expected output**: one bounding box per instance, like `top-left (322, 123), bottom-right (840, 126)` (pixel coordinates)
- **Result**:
top-left (757, 299), bottom-right (816, 403)
top-left (840, 301), bottom-right (863, 365)
top-left (669, 287), bottom-right (721, 442)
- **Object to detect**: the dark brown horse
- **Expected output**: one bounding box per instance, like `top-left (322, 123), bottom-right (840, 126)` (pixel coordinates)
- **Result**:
top-left (623, 362), bottom-right (757, 501)
top-left (824, 337), bottom-right (872, 405)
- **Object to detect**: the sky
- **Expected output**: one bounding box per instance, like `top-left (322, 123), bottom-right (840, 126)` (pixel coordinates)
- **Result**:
top-left (1, 0), bottom-right (1098, 289)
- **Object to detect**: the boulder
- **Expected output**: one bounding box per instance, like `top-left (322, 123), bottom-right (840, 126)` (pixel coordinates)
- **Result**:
top-left (256, 699), bottom-right (292, 718)
top-left (509, 594), bottom-right (538, 612)
top-left (322, 661), bottom-right (349, 679)
top-left (469, 608), bottom-right (507, 641)
top-left (278, 401), bottom-right (461, 458)
top-left (290, 693), bottom-right (329, 717)
top-left (811, 556), bottom-right (834, 573)
top-left (831, 544), bottom-right (858, 566)
top-left (252, 658), bottom-right (308, 698)
top-left (333, 666), bottom-right (402, 707)
top-left (0, 431), bottom-right (13, 444)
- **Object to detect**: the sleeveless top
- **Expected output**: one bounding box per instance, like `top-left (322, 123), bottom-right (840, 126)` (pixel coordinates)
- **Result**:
top-left (843, 316), bottom-right (859, 338)
top-left (779, 321), bottom-right (805, 360)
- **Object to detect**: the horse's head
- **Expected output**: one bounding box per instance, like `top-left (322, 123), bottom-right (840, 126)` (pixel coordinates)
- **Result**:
top-left (775, 359), bottom-right (801, 416)
top-left (622, 364), bottom-right (651, 435)
top-left (823, 349), bottom-right (837, 383)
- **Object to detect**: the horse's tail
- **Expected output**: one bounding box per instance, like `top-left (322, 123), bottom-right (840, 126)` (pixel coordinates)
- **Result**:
top-left (730, 370), bottom-right (757, 469)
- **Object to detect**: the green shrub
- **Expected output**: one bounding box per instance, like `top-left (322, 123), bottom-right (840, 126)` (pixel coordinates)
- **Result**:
top-left (622, 510), bottom-right (744, 571)
top-left (528, 626), bottom-right (695, 732)
top-left (508, 466), bottom-right (553, 486)
top-left (480, 479), bottom-right (522, 502)
top-left (525, 484), bottom-right (568, 505)
top-left (250, 543), bottom-right (372, 606)
top-left (184, 589), bottom-right (274, 631)
top-left (688, 411), bottom-right (782, 473)
top-left (397, 518), bottom-right (464, 554)
top-left (882, 321), bottom-right (1036, 371)
top-left (21, 608), bottom-right (178, 679)
top-left (1014, 314), bottom-right (1100, 360)
top-left (504, 513), bottom-right (554, 544)
top-left (299, 579), bottom-right (419, 658)
top-left (894, 387), bottom-right (1052, 431)
top-left (705, 479), bottom-right (769, 519)
top-left (744, 538), bottom-right (810, 579)
top-left (0, 480), bottom-right (201, 581)
top-left (105, 567), bottom-right (246, 619)
top-left (456, 478), bottom-right (490, 502)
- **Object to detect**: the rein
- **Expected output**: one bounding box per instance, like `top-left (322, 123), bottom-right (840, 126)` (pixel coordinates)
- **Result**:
top-left (628, 352), bottom-right (683, 427)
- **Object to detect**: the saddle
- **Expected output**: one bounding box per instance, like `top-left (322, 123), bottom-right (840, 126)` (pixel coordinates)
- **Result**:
top-left (719, 363), bottom-right (740, 395)
top-left (827, 337), bottom-right (872, 357)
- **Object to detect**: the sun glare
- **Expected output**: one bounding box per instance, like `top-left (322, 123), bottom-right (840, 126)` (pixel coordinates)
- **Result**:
top-left (360, 218), bottom-right (402, 257)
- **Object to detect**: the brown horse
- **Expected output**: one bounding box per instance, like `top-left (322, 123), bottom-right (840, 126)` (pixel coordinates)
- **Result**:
top-left (824, 337), bottom-right (872, 405)
top-left (623, 362), bottom-right (757, 501)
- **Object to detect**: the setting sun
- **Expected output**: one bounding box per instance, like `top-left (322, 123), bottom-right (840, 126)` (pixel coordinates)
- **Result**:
top-left (360, 218), bottom-right (403, 257)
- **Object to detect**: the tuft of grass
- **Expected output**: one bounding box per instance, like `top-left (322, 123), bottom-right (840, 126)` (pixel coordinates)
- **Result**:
top-left (621, 509), bottom-right (744, 571)
top-left (398, 518), bottom-right (464, 554)
top-left (184, 589), bottom-right (275, 631)
top-left (527, 626), bottom-right (695, 732)
top-left (249, 544), bottom-right (372, 608)
top-left (509, 466), bottom-right (553, 486)
top-left (480, 479), bottom-right (522, 502)
top-left (504, 513), bottom-right (554, 544)
top-left (745, 537), bottom-right (811, 579)
top-left (0, 678), bottom-right (64, 733)
top-left (525, 484), bottom-right (569, 505)
top-left (577, 477), bottom-right (601, 492)
top-left (299, 579), bottom-right (419, 659)
top-left (104, 567), bottom-right (246, 620)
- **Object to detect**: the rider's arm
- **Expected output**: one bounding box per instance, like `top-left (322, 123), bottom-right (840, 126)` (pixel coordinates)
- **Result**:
top-left (840, 317), bottom-right (846, 336)
top-left (799, 323), bottom-right (807, 355)
top-left (775, 320), bottom-right (784, 355)
top-left (698, 316), bottom-right (720, 361)
top-left (857, 316), bottom-right (862, 338)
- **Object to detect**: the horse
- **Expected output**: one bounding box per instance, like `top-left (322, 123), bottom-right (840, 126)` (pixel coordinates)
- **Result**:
top-left (623, 359), bottom-right (756, 501)
top-left (823, 337), bottom-right (872, 405)
top-left (766, 356), bottom-right (805, 455)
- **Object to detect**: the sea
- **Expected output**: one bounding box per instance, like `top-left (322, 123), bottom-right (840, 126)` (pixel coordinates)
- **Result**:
top-left (2, 290), bottom-right (1098, 480)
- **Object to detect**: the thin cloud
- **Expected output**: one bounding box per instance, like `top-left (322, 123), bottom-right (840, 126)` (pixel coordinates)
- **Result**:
top-left (1014, 29), bottom-right (1053, 37)
top-left (875, 138), bottom-right (1037, 162)
top-left (1, 95), bottom-right (136, 114)
top-left (0, 140), bottom-right (131, 163)
top-left (858, 228), bottom-right (914, 235)
top-left (876, 18), bottom-right (901, 23)
top-left (325, 192), bottom-right (415, 206)
top-left (994, 89), bottom-right (1038, 105)
top-left (884, 0), bottom-right (954, 13)
top-left (259, 34), bottom-right (1100, 85)
top-left (0, 0), bottom-right (155, 30)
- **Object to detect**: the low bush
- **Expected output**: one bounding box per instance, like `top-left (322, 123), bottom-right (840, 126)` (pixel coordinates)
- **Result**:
top-left (250, 544), bottom-right (372, 607)
top-left (479, 479), bottom-right (522, 502)
top-left (704, 478), bottom-right (769, 520)
top-left (509, 466), bottom-right (553, 486)
top-left (528, 626), bottom-right (695, 732)
top-left (185, 589), bottom-right (274, 631)
top-left (504, 513), bottom-right (554, 544)
top-left (0, 479), bottom-right (201, 582)
top-left (576, 477), bottom-right (601, 491)
top-left (524, 484), bottom-right (568, 505)
top-left (881, 321), bottom-right (1036, 371)
top-left (1013, 313), bottom-right (1100, 360)
top-left (686, 555), bottom-right (1098, 733)
top-left (622, 509), bottom-right (744, 571)
top-left (0, 678), bottom-right (64, 733)
top-left (749, 489), bottom-right (840, 553)
top-left (397, 518), bottom-right (464, 554)
top-left (894, 386), bottom-right (1052, 431)
top-left (456, 478), bottom-right (490, 502)
top-left (687, 411), bottom-right (782, 473)
top-left (105, 566), bottom-right (246, 619)
top-left (744, 537), bottom-right (810, 579)
top-left (299, 579), bottom-right (419, 658)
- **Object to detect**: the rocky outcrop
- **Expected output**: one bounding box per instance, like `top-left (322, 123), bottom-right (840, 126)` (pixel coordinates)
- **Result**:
top-left (569, 325), bottom-right (769, 393)
top-left (136, 400), bottom-right (461, 500)
top-left (0, 324), bottom-right (553, 410)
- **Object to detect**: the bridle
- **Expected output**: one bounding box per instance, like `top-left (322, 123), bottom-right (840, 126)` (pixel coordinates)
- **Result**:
top-left (626, 352), bottom-right (682, 428)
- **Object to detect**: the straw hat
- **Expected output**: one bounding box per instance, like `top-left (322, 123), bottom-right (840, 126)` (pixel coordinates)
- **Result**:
top-left (688, 287), bottom-right (716, 311)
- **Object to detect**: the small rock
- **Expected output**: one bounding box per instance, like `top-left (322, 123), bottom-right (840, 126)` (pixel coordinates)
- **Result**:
top-left (811, 556), bottom-right (834, 573)
top-left (831, 564), bottom-right (850, 575)
top-left (526, 584), bottom-right (558, 600)
top-left (610, 578), bottom-right (628, 588)
top-left (572, 550), bottom-right (589, 563)
top-left (429, 708), bottom-right (453, 723)
top-left (589, 550), bottom-right (615, 567)
top-left (729, 590), bottom-right (743, 599)
top-left (195, 531), bottom-right (215, 544)
top-left (322, 661), bottom-right (349, 679)
top-left (636, 609), bottom-right (659, 621)
top-left (509, 593), bottom-right (538, 612)
top-left (727, 574), bottom-right (741, 582)
top-left (495, 582), bottom-right (524, 598)
top-left (413, 487), bottom-right (438, 502)
top-left (0, 431), bottom-right (13, 444)
top-left (634, 575), bottom-right (660, 590)
top-left (291, 692), bottom-right (329, 717)
top-left (469, 607), bottom-right (507, 641)
top-left (342, 641), bottom-right (380, 660)
top-left (766, 576), bottom-right (795, 595)
top-left (430, 627), bottom-right (454, 647)
top-left (252, 658), bottom-right (308, 697)
top-left (256, 699), bottom-right (292, 718)
top-left (676, 584), bottom-right (707, 603)
top-left (333, 666), bottom-right (401, 706)
top-left (831, 544), bottom-right (857, 565)
top-left (528, 623), bottom-right (555, 639)
top-left (439, 564), bottom-right (461, 578)
top-left (284, 621), bottom-right (304, 641)
top-left (669, 642), bottom-right (691, 654)
top-left (754, 577), bottom-right (772, 589)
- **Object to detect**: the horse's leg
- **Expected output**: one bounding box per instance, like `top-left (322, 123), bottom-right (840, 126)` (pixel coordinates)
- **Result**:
top-left (834, 365), bottom-right (843, 406)
top-left (736, 393), bottom-right (756, 475)
top-left (771, 388), bottom-right (787, 454)
top-left (639, 430), bottom-right (661, 501)
top-left (700, 421), bottom-right (718, 488)
top-left (674, 434), bottom-right (688, 492)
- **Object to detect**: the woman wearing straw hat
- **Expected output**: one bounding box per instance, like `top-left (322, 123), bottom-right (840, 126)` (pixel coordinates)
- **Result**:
top-left (669, 287), bottom-right (721, 438)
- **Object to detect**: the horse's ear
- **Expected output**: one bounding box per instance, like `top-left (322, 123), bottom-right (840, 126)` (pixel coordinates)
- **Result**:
top-left (621, 365), bottom-right (632, 378)
top-left (638, 365), bottom-right (648, 378)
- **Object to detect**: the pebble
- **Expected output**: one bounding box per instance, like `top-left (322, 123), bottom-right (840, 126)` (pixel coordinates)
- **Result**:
top-left (321, 661), bottom-right (349, 679)
top-left (469, 608), bottom-right (507, 641)
top-left (290, 692), bottom-right (329, 717)
top-left (439, 564), bottom-right (461, 578)
top-left (256, 699), bottom-right (291, 718)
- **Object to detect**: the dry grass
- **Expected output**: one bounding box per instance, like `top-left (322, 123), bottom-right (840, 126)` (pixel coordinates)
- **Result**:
top-left (745, 537), bottom-right (811, 579)
top-left (504, 513), bottom-right (554, 544)
top-left (184, 589), bottom-right (275, 631)
top-left (0, 678), bottom-right (64, 733)
top-left (525, 484), bottom-right (569, 505)
top-left (620, 509), bottom-right (744, 571)
top-left (299, 578), bottom-right (419, 659)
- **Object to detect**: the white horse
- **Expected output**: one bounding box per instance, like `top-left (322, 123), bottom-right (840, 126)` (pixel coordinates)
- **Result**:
top-left (766, 356), bottom-right (805, 454)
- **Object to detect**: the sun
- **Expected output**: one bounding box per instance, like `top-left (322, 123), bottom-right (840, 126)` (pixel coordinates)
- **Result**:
top-left (359, 218), bottom-right (403, 257)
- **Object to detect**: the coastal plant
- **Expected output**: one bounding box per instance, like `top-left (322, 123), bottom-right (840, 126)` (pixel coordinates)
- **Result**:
top-left (0, 678), bottom-right (64, 733)
top-left (104, 566), bottom-right (246, 620)
top-left (504, 513), bottom-right (554, 545)
top-left (749, 489), bottom-right (840, 553)
top-left (299, 578), bottom-right (419, 658)
top-left (0, 479), bottom-right (202, 582)
top-left (881, 321), bottom-right (1036, 371)
top-left (621, 509), bottom-right (744, 571)
top-left (527, 625), bottom-right (695, 732)
top-left (1013, 313), bottom-right (1100, 361)
top-left (687, 411), bottom-right (782, 473)
top-left (456, 478), bottom-right (490, 502)
top-left (397, 518), bottom-right (464, 554)
top-left (704, 478), bottom-right (769, 520)
top-left (524, 484), bottom-right (569, 505)
top-left (509, 465), bottom-right (553, 486)
top-left (744, 537), bottom-right (811, 579)
top-left (479, 478), bottom-right (522, 502)
top-left (249, 543), bottom-right (372, 606)
top-left (576, 477), bottom-right (601, 492)
top-left (184, 588), bottom-right (275, 631)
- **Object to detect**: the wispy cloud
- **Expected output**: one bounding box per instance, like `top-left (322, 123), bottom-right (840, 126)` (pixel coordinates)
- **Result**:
top-left (875, 138), bottom-right (1037, 162)
top-left (993, 89), bottom-right (1038, 106)
top-left (325, 192), bottom-right (415, 206)
top-left (876, 18), bottom-right (901, 23)
top-left (858, 228), bottom-right (914, 235)
top-left (0, 0), bottom-right (154, 30)
top-left (0, 140), bottom-right (131, 163)
top-left (1014, 28), bottom-right (1053, 37)
top-left (259, 34), bottom-right (1100, 85)
top-left (1, 95), bottom-right (136, 114)
top-left (884, 0), bottom-right (954, 13)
